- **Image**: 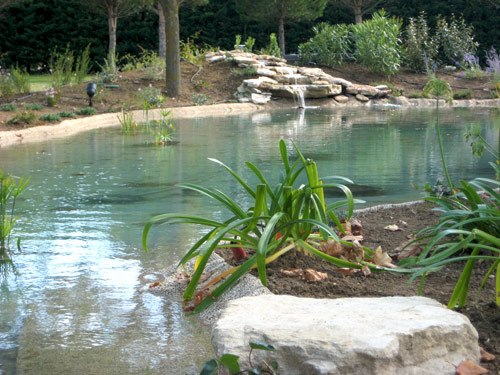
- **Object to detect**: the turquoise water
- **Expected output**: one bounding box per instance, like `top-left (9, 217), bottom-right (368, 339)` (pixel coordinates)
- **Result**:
top-left (0, 107), bottom-right (497, 374)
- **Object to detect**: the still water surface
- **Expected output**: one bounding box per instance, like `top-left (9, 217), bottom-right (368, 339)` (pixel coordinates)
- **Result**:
top-left (0, 107), bottom-right (497, 374)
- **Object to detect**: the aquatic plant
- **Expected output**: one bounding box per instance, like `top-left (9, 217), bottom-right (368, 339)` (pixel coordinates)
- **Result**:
top-left (117, 109), bottom-right (136, 133)
top-left (402, 79), bottom-right (500, 308)
top-left (143, 140), bottom-right (403, 312)
top-left (151, 109), bottom-right (175, 145)
top-left (1, 169), bottom-right (30, 275)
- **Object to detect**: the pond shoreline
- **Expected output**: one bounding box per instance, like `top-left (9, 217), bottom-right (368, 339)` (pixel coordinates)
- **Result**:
top-left (0, 98), bottom-right (498, 148)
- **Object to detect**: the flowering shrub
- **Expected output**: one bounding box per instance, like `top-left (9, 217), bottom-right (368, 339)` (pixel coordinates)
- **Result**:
top-left (45, 87), bottom-right (60, 107)
top-left (435, 15), bottom-right (478, 67)
top-left (404, 12), bottom-right (438, 73)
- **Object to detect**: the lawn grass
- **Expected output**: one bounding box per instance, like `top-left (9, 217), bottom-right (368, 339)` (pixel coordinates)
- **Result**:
top-left (28, 75), bottom-right (94, 92)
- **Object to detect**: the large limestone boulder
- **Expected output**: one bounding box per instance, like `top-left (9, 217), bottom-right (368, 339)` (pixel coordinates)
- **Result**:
top-left (212, 295), bottom-right (480, 375)
top-left (267, 84), bottom-right (342, 99)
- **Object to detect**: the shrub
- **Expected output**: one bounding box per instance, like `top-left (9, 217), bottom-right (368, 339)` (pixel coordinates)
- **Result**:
top-left (298, 23), bottom-right (351, 67)
top-left (231, 66), bottom-right (258, 77)
top-left (0, 72), bottom-right (15, 102)
top-left (404, 12), bottom-right (438, 73)
top-left (96, 50), bottom-right (119, 84)
top-left (180, 37), bottom-right (211, 66)
top-left (76, 107), bottom-right (97, 116)
top-left (0, 103), bottom-right (16, 111)
top-left (435, 14), bottom-right (478, 67)
top-left (137, 85), bottom-right (163, 106)
top-left (57, 111), bottom-right (77, 118)
top-left (351, 10), bottom-right (403, 76)
top-left (261, 33), bottom-right (281, 58)
top-left (48, 45), bottom-right (74, 89)
top-left (74, 44), bottom-right (91, 84)
top-left (192, 93), bottom-right (209, 106)
top-left (24, 103), bottom-right (43, 111)
top-left (453, 89), bottom-right (473, 100)
top-left (7, 110), bottom-right (36, 125)
top-left (10, 65), bottom-right (30, 94)
top-left (244, 36), bottom-right (255, 53)
top-left (39, 113), bottom-right (61, 122)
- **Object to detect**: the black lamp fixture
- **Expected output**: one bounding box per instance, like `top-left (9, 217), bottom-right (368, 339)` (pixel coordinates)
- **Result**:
top-left (86, 83), bottom-right (97, 107)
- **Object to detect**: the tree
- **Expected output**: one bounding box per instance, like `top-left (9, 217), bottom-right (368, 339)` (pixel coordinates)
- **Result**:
top-left (79, 0), bottom-right (140, 53)
top-left (332, 0), bottom-right (385, 24)
top-left (145, 0), bottom-right (166, 59)
top-left (235, 0), bottom-right (328, 55)
top-left (157, 0), bottom-right (206, 97)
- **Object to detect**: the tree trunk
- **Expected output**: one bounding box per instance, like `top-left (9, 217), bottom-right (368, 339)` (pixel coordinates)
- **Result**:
top-left (354, 6), bottom-right (362, 24)
top-left (161, 0), bottom-right (180, 97)
top-left (278, 16), bottom-right (285, 55)
top-left (158, 3), bottom-right (166, 59)
top-left (107, 3), bottom-right (118, 53)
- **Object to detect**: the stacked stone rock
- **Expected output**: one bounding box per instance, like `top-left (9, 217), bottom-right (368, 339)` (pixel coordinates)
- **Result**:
top-left (205, 51), bottom-right (392, 105)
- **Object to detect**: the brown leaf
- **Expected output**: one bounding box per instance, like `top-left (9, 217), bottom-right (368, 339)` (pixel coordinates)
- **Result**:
top-left (280, 268), bottom-right (304, 277)
top-left (373, 246), bottom-right (397, 268)
top-left (480, 347), bottom-right (496, 362)
top-left (319, 240), bottom-right (345, 257)
top-left (352, 240), bottom-right (365, 261)
top-left (193, 288), bottom-right (215, 309)
top-left (397, 243), bottom-right (422, 261)
top-left (176, 271), bottom-right (191, 286)
top-left (361, 265), bottom-right (371, 276)
top-left (148, 281), bottom-right (162, 289)
top-left (341, 235), bottom-right (364, 242)
top-left (384, 224), bottom-right (402, 232)
top-left (335, 268), bottom-right (357, 276)
top-left (342, 221), bottom-right (352, 233)
top-left (304, 269), bottom-right (328, 282)
top-left (350, 218), bottom-right (363, 236)
top-left (456, 359), bottom-right (489, 375)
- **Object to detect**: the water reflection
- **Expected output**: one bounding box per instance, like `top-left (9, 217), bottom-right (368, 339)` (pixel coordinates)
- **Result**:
top-left (0, 107), bottom-right (497, 375)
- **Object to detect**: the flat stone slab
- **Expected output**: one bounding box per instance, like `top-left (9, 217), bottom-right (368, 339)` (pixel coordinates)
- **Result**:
top-left (212, 295), bottom-right (480, 375)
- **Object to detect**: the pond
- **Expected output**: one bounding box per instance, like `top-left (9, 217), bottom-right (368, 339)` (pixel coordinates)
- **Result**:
top-left (0, 107), bottom-right (497, 375)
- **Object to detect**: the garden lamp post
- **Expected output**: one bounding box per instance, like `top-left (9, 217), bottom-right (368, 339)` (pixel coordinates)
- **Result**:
top-left (87, 83), bottom-right (97, 107)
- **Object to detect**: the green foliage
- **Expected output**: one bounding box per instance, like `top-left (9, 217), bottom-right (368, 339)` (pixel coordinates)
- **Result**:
top-left (179, 37), bottom-right (212, 66)
top-left (435, 14), bottom-right (478, 67)
top-left (298, 22), bottom-right (351, 67)
top-left (48, 45), bottom-right (74, 89)
top-left (0, 75), bottom-right (15, 102)
top-left (192, 93), bottom-right (210, 106)
top-left (351, 10), bottom-right (403, 76)
top-left (57, 111), bottom-right (77, 118)
top-left (404, 12), bottom-right (438, 73)
top-left (7, 110), bottom-right (36, 125)
top-left (231, 66), bottom-right (258, 77)
top-left (117, 109), bottom-right (136, 133)
top-left (76, 107), bottom-right (97, 116)
top-left (143, 140), bottom-right (402, 313)
top-left (137, 86), bottom-right (163, 106)
top-left (0, 104), bottom-right (17, 111)
top-left (96, 50), bottom-right (119, 84)
top-left (39, 113), bottom-right (62, 122)
top-left (74, 44), bottom-right (91, 84)
top-left (199, 341), bottom-right (278, 375)
top-left (234, 34), bottom-right (242, 48)
top-left (120, 50), bottom-right (165, 81)
top-left (261, 33), bottom-right (281, 58)
top-left (0, 169), bottom-right (30, 275)
top-left (151, 109), bottom-right (175, 145)
top-left (24, 103), bottom-right (43, 111)
top-left (453, 89), bottom-right (473, 99)
top-left (244, 36), bottom-right (255, 53)
top-left (10, 65), bottom-right (31, 94)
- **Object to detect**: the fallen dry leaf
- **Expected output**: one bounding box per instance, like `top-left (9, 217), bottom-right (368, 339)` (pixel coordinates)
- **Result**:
top-left (352, 240), bottom-right (365, 261)
top-left (342, 221), bottom-right (352, 233)
top-left (304, 269), bottom-right (328, 282)
top-left (176, 271), bottom-right (191, 286)
top-left (349, 218), bottom-right (363, 236)
top-left (335, 268), bottom-right (357, 276)
top-left (456, 359), bottom-right (489, 375)
top-left (148, 281), bottom-right (162, 289)
top-left (319, 240), bottom-right (345, 257)
top-left (397, 243), bottom-right (422, 261)
top-left (341, 235), bottom-right (364, 242)
top-left (280, 268), bottom-right (304, 277)
top-left (384, 224), bottom-right (402, 232)
top-left (480, 347), bottom-right (496, 362)
top-left (361, 265), bottom-right (371, 276)
top-left (373, 246), bottom-right (397, 268)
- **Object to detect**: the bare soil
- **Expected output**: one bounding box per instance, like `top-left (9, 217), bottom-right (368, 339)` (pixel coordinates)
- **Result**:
top-left (0, 60), bottom-right (497, 131)
top-left (217, 202), bottom-right (500, 373)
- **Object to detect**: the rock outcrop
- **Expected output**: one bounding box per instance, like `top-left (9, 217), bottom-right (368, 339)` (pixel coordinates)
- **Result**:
top-left (205, 51), bottom-right (391, 105)
top-left (212, 295), bottom-right (480, 375)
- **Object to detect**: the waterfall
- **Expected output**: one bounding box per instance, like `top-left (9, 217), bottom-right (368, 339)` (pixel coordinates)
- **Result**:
top-left (292, 75), bottom-right (306, 109)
